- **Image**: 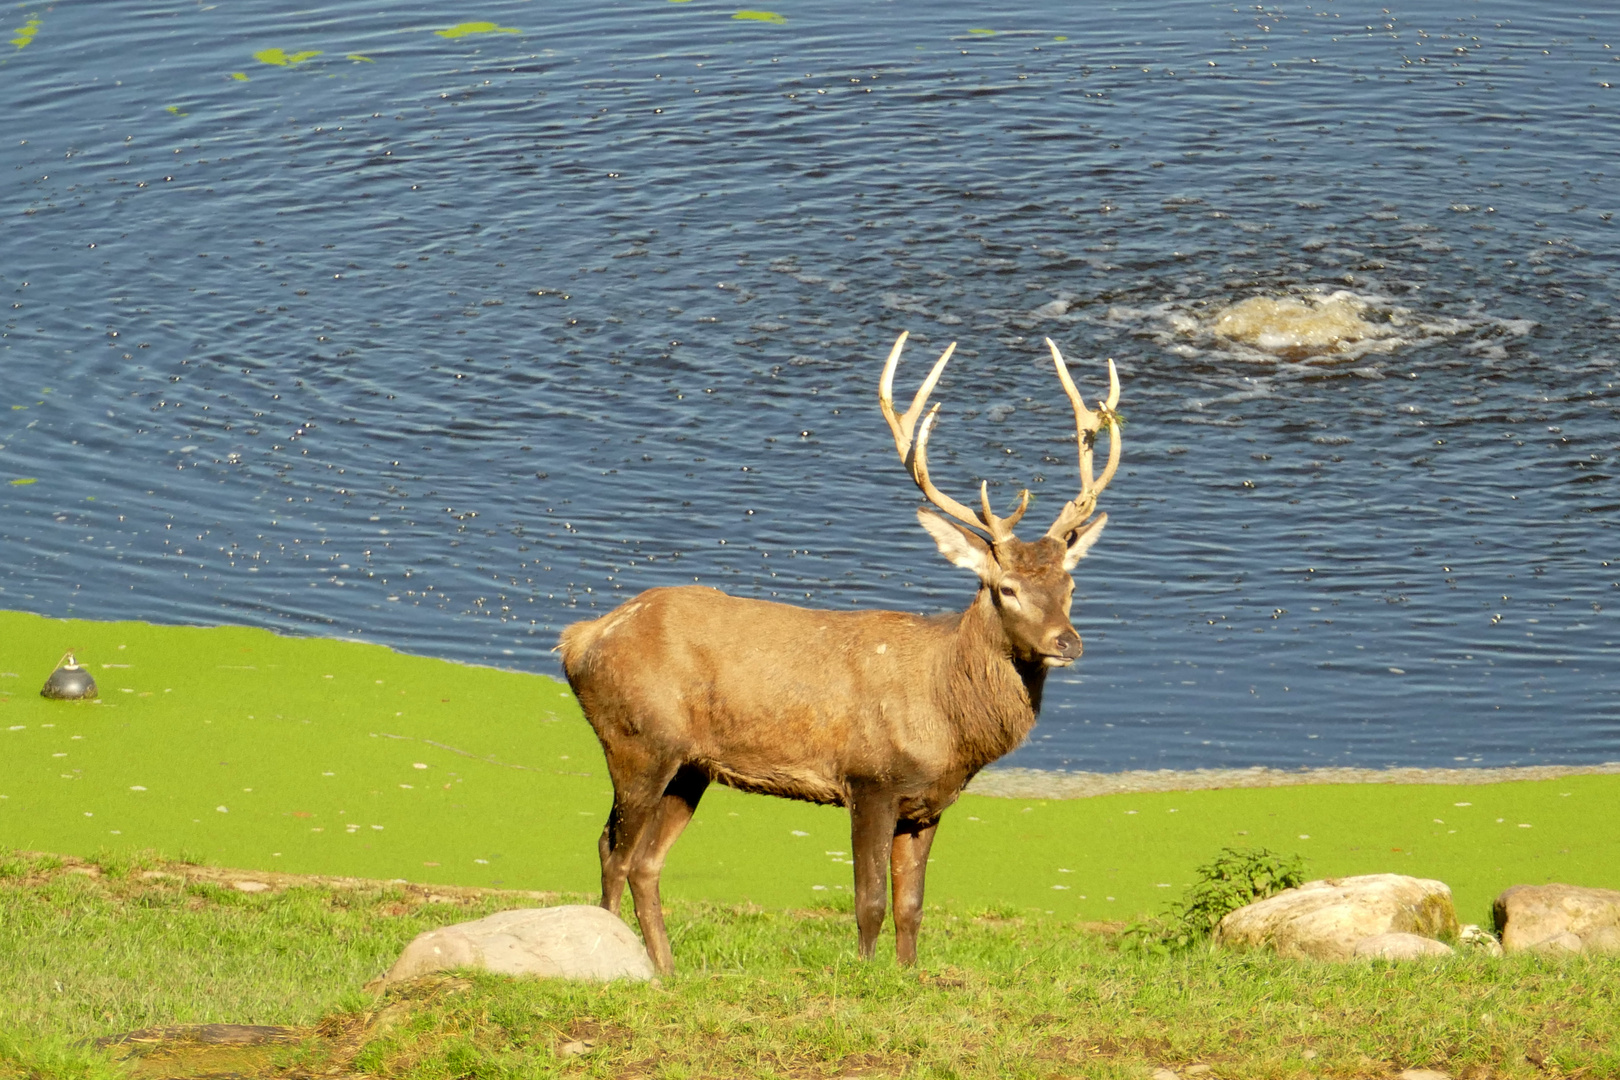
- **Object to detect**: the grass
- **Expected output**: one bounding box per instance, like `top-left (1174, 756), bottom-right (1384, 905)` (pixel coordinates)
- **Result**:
top-left (6, 609), bottom-right (1620, 930)
top-left (6, 610), bottom-right (1620, 1075)
top-left (0, 852), bottom-right (541, 1058)
top-left (2, 851), bottom-right (1618, 1080)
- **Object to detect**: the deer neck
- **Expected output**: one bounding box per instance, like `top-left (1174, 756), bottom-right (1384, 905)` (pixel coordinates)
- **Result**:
top-left (942, 587), bottom-right (1046, 771)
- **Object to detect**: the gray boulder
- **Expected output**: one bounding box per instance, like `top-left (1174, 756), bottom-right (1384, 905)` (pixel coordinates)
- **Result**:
top-left (1527, 931), bottom-right (1586, 954)
top-left (1494, 884), bottom-right (1620, 955)
top-left (1352, 932), bottom-right (1454, 960)
top-left (382, 905), bottom-right (654, 985)
top-left (1215, 874), bottom-right (1458, 961)
top-left (1457, 924), bottom-right (1504, 956)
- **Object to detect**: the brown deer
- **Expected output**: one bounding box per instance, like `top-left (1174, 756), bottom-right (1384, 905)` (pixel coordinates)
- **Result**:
top-left (556, 332), bottom-right (1122, 974)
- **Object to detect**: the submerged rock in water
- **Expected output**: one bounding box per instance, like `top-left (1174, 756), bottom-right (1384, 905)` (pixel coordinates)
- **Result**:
top-left (383, 905), bottom-right (654, 984)
top-left (1209, 292), bottom-right (1390, 357)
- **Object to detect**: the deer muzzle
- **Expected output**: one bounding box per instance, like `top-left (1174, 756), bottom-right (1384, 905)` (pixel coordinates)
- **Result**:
top-left (1042, 629), bottom-right (1084, 667)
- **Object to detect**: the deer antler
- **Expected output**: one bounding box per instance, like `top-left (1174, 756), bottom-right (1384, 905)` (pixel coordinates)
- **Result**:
top-left (1044, 338), bottom-right (1122, 541)
top-left (879, 332), bottom-right (1028, 544)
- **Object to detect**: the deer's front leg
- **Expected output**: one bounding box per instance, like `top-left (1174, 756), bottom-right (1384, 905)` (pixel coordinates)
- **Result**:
top-left (890, 818), bottom-right (938, 966)
top-left (849, 781), bottom-right (900, 961)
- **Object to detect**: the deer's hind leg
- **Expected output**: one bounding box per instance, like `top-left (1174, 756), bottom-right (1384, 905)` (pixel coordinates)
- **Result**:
top-left (598, 747), bottom-right (681, 919)
top-left (627, 765), bottom-right (710, 975)
top-left (597, 797), bottom-right (625, 914)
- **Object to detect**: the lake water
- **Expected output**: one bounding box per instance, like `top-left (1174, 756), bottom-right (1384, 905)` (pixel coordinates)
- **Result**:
top-left (3, 0), bottom-right (1617, 772)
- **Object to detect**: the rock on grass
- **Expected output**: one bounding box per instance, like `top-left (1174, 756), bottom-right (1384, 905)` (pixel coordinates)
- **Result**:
top-left (1213, 874), bottom-right (1457, 961)
top-left (383, 905), bottom-right (654, 984)
top-left (1494, 883), bottom-right (1620, 955)
top-left (1351, 932), bottom-right (1454, 959)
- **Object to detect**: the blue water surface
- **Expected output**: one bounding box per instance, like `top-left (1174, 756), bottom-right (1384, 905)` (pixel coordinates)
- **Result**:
top-left (2, 0), bottom-right (1617, 771)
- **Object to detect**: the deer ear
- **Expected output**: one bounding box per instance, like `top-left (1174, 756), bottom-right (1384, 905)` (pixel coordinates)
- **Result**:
top-left (1060, 512), bottom-right (1107, 571)
top-left (917, 507), bottom-right (994, 577)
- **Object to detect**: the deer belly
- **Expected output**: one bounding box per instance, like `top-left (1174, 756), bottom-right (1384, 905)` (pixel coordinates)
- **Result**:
top-left (683, 697), bottom-right (862, 805)
top-left (683, 693), bottom-right (954, 810)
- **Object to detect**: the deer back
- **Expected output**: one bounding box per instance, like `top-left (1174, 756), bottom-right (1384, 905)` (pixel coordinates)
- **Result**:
top-left (558, 585), bottom-right (1036, 811)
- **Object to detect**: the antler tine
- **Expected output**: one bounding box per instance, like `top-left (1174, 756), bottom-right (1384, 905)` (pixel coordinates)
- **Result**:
top-left (1092, 358), bottom-right (1123, 493)
top-left (978, 480), bottom-right (1030, 544)
top-left (1047, 337), bottom-right (1098, 492)
top-left (880, 331), bottom-right (1048, 544)
top-left (879, 332), bottom-right (957, 461)
top-left (1044, 338), bottom-right (1124, 540)
top-left (910, 405), bottom-right (989, 532)
top-left (878, 332), bottom-right (911, 455)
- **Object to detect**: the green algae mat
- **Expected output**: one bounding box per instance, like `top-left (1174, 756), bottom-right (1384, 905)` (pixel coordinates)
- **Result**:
top-left (3, 610), bottom-right (1617, 924)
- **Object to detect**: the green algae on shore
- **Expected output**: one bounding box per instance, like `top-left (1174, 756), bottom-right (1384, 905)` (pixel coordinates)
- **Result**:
top-left (3, 610), bottom-right (1617, 925)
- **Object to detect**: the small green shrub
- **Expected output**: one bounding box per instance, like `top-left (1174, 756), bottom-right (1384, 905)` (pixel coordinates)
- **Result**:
top-left (1122, 846), bottom-right (1306, 954)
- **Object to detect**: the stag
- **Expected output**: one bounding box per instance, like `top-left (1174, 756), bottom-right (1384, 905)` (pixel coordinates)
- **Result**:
top-left (557, 332), bottom-right (1122, 974)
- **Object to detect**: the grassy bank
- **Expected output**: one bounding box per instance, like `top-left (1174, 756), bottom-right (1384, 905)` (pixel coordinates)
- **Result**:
top-left (2, 852), bottom-right (1618, 1080)
top-left (5, 611), bottom-right (1620, 929)
top-left (6, 612), bottom-right (1620, 1076)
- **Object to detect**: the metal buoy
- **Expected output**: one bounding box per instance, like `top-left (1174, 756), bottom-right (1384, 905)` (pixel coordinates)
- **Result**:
top-left (41, 651), bottom-right (97, 700)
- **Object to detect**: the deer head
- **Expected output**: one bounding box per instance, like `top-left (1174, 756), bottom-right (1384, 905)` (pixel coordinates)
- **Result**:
top-left (879, 332), bottom-right (1122, 667)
